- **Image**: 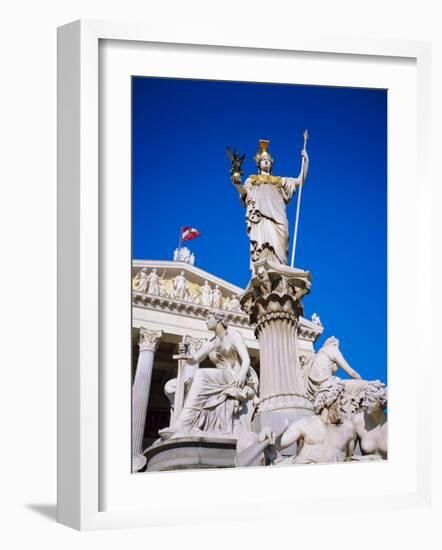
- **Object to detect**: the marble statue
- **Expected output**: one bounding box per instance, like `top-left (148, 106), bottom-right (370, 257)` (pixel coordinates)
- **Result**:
top-left (190, 289), bottom-right (201, 304)
top-left (226, 146), bottom-right (246, 182)
top-left (158, 281), bottom-right (169, 298)
top-left (273, 379), bottom-right (356, 464)
top-left (146, 268), bottom-right (160, 296)
top-left (133, 268), bottom-right (148, 293)
top-left (302, 336), bottom-right (362, 399)
top-left (172, 271), bottom-right (187, 300)
top-left (230, 140), bottom-right (308, 268)
top-left (236, 423), bottom-right (286, 468)
top-left (311, 312), bottom-right (322, 325)
top-left (201, 280), bottom-right (212, 307)
top-left (173, 246), bottom-right (195, 265)
top-left (139, 134), bottom-right (389, 473)
top-left (226, 294), bottom-right (241, 312)
top-left (346, 380), bottom-right (388, 460)
top-left (212, 284), bottom-right (222, 309)
top-left (255, 265), bottom-right (272, 295)
top-left (182, 248), bottom-right (190, 262)
top-left (181, 247), bottom-right (190, 263)
top-left (170, 311), bottom-right (259, 436)
top-left (241, 296), bottom-right (253, 314)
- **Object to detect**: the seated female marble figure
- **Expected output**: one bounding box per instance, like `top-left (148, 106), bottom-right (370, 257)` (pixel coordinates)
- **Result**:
top-left (348, 380), bottom-right (388, 460)
top-left (171, 311), bottom-right (259, 437)
top-left (271, 380), bottom-right (356, 465)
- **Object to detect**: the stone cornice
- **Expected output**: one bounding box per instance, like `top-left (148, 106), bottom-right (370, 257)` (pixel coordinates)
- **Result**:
top-left (298, 319), bottom-right (324, 342)
top-left (133, 291), bottom-right (323, 342)
top-left (133, 291), bottom-right (250, 327)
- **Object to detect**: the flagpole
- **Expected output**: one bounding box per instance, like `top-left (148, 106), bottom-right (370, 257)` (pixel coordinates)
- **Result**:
top-left (290, 130), bottom-right (308, 268)
top-left (177, 226), bottom-right (183, 252)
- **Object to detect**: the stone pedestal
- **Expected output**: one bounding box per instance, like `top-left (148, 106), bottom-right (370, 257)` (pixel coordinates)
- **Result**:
top-left (132, 328), bottom-right (162, 472)
top-left (241, 260), bottom-right (314, 445)
top-left (144, 434), bottom-right (237, 471)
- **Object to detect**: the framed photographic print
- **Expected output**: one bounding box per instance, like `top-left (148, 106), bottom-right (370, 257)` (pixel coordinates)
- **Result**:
top-left (57, 19), bottom-right (432, 530)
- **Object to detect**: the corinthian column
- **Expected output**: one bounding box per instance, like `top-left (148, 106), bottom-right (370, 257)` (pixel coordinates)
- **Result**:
top-left (132, 327), bottom-right (162, 472)
top-left (256, 297), bottom-right (307, 411)
top-left (241, 260), bottom-right (314, 434)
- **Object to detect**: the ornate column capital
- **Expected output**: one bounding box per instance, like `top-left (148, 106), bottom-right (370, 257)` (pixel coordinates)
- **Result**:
top-left (240, 261), bottom-right (313, 414)
top-left (240, 261), bottom-right (311, 337)
top-left (139, 327), bottom-right (163, 352)
top-left (180, 334), bottom-right (204, 355)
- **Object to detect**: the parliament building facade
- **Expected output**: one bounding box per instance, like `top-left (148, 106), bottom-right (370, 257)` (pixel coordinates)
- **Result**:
top-left (132, 251), bottom-right (323, 456)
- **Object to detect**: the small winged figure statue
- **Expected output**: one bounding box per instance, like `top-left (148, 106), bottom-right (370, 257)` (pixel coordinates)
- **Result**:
top-left (226, 146), bottom-right (246, 184)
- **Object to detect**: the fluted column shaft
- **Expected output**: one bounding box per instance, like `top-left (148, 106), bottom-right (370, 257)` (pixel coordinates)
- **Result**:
top-left (254, 298), bottom-right (310, 412)
top-left (240, 260), bottom-right (314, 416)
top-left (258, 317), bottom-right (305, 403)
top-left (132, 328), bottom-right (162, 472)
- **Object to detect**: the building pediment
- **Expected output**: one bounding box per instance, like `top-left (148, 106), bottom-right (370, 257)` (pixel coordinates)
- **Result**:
top-left (133, 260), bottom-right (243, 292)
top-left (132, 259), bottom-right (244, 310)
top-left (132, 259), bottom-right (323, 343)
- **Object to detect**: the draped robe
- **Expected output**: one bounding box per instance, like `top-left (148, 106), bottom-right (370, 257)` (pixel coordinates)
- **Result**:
top-left (241, 175), bottom-right (297, 267)
top-left (173, 328), bottom-right (258, 435)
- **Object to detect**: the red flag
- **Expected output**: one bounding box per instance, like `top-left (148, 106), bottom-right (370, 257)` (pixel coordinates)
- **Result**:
top-left (181, 226), bottom-right (200, 242)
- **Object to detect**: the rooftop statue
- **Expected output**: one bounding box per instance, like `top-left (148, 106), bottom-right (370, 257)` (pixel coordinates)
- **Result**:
top-left (212, 284), bottom-right (222, 309)
top-left (171, 270), bottom-right (187, 300)
top-left (311, 312), bottom-right (322, 325)
top-left (133, 267), bottom-right (148, 293)
top-left (201, 280), bottom-right (212, 307)
top-left (226, 294), bottom-right (241, 312)
top-left (146, 268), bottom-right (160, 296)
top-left (228, 138), bottom-right (308, 270)
top-left (173, 246), bottom-right (195, 265)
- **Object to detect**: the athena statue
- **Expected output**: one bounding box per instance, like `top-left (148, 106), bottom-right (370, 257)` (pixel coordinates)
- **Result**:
top-left (231, 140), bottom-right (308, 268)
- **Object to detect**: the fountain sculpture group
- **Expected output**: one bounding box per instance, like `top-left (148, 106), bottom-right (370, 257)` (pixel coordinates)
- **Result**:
top-left (135, 139), bottom-right (387, 472)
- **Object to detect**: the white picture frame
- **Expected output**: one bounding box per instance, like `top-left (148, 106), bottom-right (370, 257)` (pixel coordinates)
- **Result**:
top-left (57, 19), bottom-right (432, 531)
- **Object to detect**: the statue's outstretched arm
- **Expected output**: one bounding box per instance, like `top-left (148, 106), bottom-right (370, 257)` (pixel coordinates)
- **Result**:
top-left (279, 422), bottom-right (302, 450)
top-left (231, 176), bottom-right (248, 203)
top-left (295, 149), bottom-right (309, 183)
top-left (234, 183), bottom-right (247, 200)
top-left (334, 348), bottom-right (362, 380)
top-left (280, 149), bottom-right (309, 202)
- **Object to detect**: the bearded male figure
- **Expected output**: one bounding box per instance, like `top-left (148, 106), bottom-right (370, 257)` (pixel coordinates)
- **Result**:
top-left (231, 140), bottom-right (308, 269)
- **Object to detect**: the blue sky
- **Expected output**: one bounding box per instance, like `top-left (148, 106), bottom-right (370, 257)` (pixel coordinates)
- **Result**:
top-left (132, 77), bottom-right (387, 383)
